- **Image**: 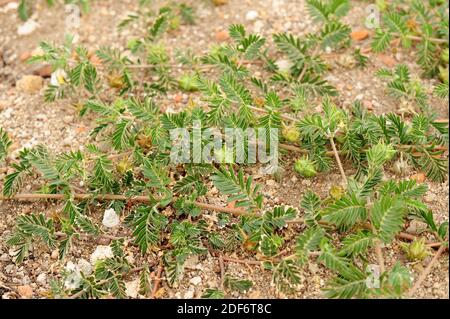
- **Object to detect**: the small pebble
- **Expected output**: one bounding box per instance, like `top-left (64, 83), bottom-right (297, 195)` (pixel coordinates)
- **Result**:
top-left (245, 10), bottom-right (259, 21)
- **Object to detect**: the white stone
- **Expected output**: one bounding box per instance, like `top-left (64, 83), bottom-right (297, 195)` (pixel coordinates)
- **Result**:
top-left (36, 273), bottom-right (47, 285)
top-left (17, 20), bottom-right (39, 36)
top-left (64, 271), bottom-right (81, 290)
top-left (183, 288), bottom-right (195, 299)
top-left (65, 261), bottom-right (77, 272)
top-left (90, 245), bottom-right (113, 264)
top-left (1, 2), bottom-right (19, 13)
top-left (125, 254), bottom-right (135, 265)
top-left (253, 20), bottom-right (265, 33)
top-left (8, 247), bottom-right (17, 257)
top-left (125, 279), bottom-right (140, 298)
top-left (266, 179), bottom-right (276, 186)
top-left (102, 208), bottom-right (120, 228)
top-left (184, 255), bottom-right (199, 269)
top-left (275, 59), bottom-right (293, 73)
top-left (245, 10), bottom-right (259, 21)
top-left (77, 258), bottom-right (93, 275)
top-left (424, 193), bottom-right (437, 203)
top-left (190, 276), bottom-right (202, 286)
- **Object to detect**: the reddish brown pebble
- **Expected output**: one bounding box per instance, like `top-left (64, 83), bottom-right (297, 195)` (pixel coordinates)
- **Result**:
top-left (363, 100), bottom-right (373, 111)
top-left (379, 54), bottom-right (396, 67)
top-left (17, 285), bottom-right (33, 299)
top-left (33, 64), bottom-right (52, 78)
top-left (215, 30), bottom-right (229, 42)
top-left (173, 94), bottom-right (183, 103)
top-left (411, 173), bottom-right (426, 183)
top-left (19, 51), bottom-right (32, 62)
top-left (350, 30), bottom-right (369, 41)
top-left (212, 0), bottom-right (228, 5)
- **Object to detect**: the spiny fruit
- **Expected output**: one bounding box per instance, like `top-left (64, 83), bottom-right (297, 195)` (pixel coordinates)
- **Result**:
top-left (393, 158), bottom-right (409, 176)
top-left (401, 238), bottom-right (430, 261)
top-left (178, 73), bottom-right (199, 92)
top-left (294, 156), bottom-right (317, 178)
top-left (282, 125), bottom-right (300, 143)
top-left (107, 72), bottom-right (125, 89)
top-left (136, 133), bottom-right (152, 150)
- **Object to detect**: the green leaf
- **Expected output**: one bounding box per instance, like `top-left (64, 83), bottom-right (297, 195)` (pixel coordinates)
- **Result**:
top-left (434, 81), bottom-right (449, 99)
top-left (306, 0), bottom-right (330, 23)
top-left (75, 214), bottom-right (100, 235)
top-left (211, 166), bottom-right (263, 209)
top-left (58, 236), bottom-right (72, 260)
top-left (224, 275), bottom-right (253, 292)
top-left (318, 247), bottom-right (351, 274)
top-left (139, 266), bottom-right (151, 296)
top-left (143, 159), bottom-right (170, 189)
top-left (371, 30), bottom-right (392, 52)
top-left (112, 120), bottom-right (132, 151)
top-left (18, 0), bottom-right (30, 21)
top-left (229, 24), bottom-right (246, 41)
top-left (338, 231), bottom-right (373, 257)
top-left (13, 213), bottom-right (56, 250)
top-left (322, 194), bottom-right (367, 228)
top-left (0, 128), bottom-right (12, 163)
top-left (131, 206), bottom-right (167, 254)
top-left (202, 288), bottom-right (225, 299)
top-left (91, 155), bottom-right (115, 192)
top-left (271, 259), bottom-right (302, 293)
top-left (323, 264), bottom-right (368, 298)
top-left (372, 196), bottom-right (405, 243)
top-left (295, 227), bottom-right (324, 263)
top-left (83, 64), bottom-right (99, 94)
top-left (385, 262), bottom-right (412, 296)
top-left (414, 148), bottom-right (448, 182)
top-left (320, 21), bottom-right (351, 49)
top-left (240, 34), bottom-right (266, 60)
top-left (273, 33), bottom-right (307, 65)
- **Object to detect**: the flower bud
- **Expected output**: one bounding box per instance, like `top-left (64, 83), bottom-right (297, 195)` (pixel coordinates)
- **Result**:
top-left (330, 185), bottom-right (344, 200)
top-left (108, 72), bottom-right (125, 89)
top-left (116, 159), bottom-right (132, 175)
top-left (294, 157), bottom-right (317, 178)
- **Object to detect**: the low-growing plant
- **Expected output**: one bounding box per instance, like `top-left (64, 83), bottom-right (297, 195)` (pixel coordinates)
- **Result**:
top-left (1, 0), bottom-right (448, 299)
